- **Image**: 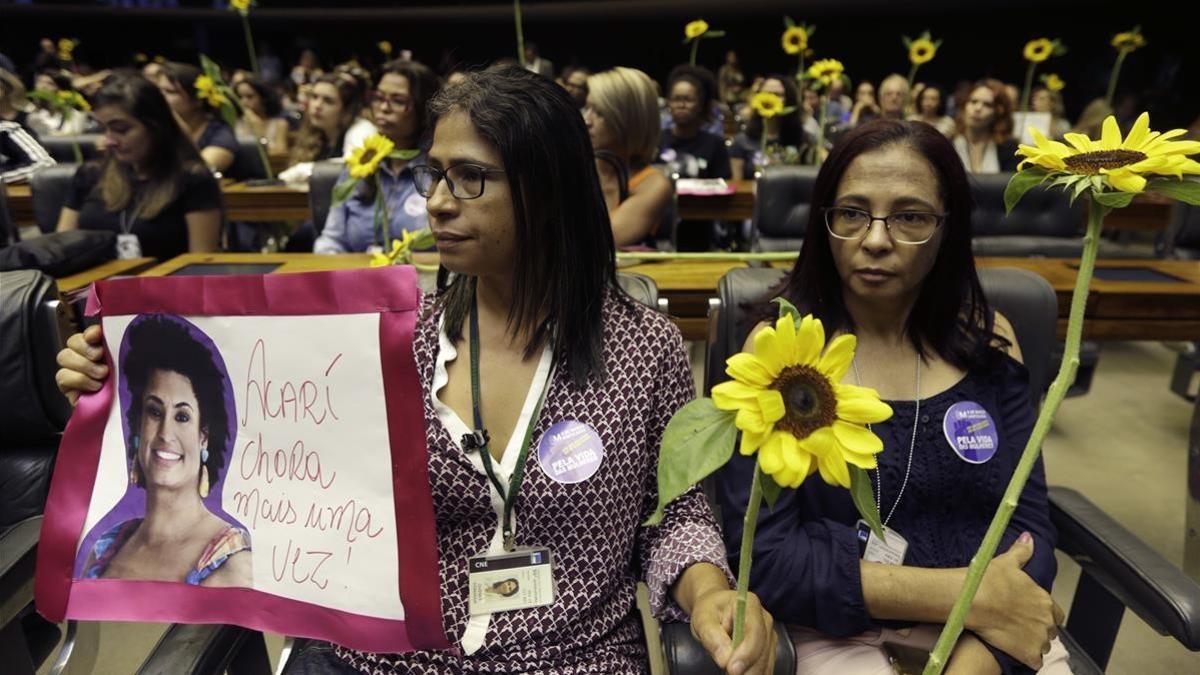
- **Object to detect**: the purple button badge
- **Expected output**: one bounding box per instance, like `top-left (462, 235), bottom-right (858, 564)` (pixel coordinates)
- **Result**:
top-left (942, 401), bottom-right (999, 464)
top-left (537, 421), bottom-right (605, 484)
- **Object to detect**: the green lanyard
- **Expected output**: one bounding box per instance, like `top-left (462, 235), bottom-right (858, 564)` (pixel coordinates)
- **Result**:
top-left (465, 290), bottom-right (552, 552)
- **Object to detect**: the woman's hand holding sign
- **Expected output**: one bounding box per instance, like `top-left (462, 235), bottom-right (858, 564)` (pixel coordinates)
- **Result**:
top-left (56, 324), bottom-right (108, 405)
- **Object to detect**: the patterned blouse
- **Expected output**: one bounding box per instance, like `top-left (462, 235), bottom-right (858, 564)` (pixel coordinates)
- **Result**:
top-left (333, 290), bottom-right (730, 674)
top-left (82, 519), bottom-right (251, 585)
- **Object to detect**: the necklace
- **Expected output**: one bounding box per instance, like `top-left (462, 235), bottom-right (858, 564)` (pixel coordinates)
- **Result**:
top-left (853, 353), bottom-right (921, 527)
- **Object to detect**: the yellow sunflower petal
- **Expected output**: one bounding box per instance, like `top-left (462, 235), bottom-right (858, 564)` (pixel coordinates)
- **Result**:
top-left (757, 389), bottom-right (786, 425)
top-left (780, 433), bottom-right (812, 474)
top-left (793, 314), bottom-right (823, 366)
top-left (724, 352), bottom-right (777, 388)
top-left (818, 334), bottom-right (856, 383)
top-left (835, 387), bottom-right (893, 424)
top-left (1029, 127), bottom-right (1072, 158)
top-left (735, 407), bottom-right (772, 435)
top-left (711, 379), bottom-right (761, 411)
top-left (1101, 168), bottom-right (1146, 193)
top-left (816, 448), bottom-right (851, 489)
top-left (740, 428), bottom-right (769, 456)
top-left (759, 433), bottom-right (786, 474)
top-left (1100, 116), bottom-right (1122, 149)
top-left (1122, 112), bottom-right (1152, 151)
top-left (1063, 133), bottom-right (1096, 154)
top-left (753, 322), bottom-right (788, 377)
top-left (832, 420), bottom-right (884, 456)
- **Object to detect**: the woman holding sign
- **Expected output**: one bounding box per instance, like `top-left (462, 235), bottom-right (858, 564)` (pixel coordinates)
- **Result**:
top-left (58, 66), bottom-right (776, 674)
top-left (716, 120), bottom-right (1067, 674)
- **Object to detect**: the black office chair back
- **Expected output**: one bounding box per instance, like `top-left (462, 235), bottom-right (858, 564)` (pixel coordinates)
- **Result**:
top-left (29, 163), bottom-right (79, 234)
top-left (1161, 203), bottom-right (1200, 259)
top-left (0, 183), bottom-right (16, 246)
top-left (0, 270), bottom-right (71, 527)
top-left (751, 165), bottom-right (818, 252)
top-left (225, 139), bottom-right (269, 182)
top-left (970, 172), bottom-right (1089, 257)
top-left (705, 266), bottom-right (1056, 401)
top-left (39, 135), bottom-right (103, 164)
top-left (308, 161), bottom-right (346, 236)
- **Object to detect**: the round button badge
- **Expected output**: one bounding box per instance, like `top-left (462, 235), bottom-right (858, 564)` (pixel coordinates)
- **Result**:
top-left (537, 421), bottom-right (605, 483)
top-left (942, 401), bottom-right (999, 464)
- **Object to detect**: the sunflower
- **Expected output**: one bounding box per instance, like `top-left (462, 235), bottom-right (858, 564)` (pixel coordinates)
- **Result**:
top-left (230, 0), bottom-right (252, 13)
top-left (378, 40), bottom-right (393, 55)
top-left (806, 58), bottom-right (845, 89)
top-left (782, 26), bottom-right (809, 55)
top-left (1023, 38), bottom-right (1054, 63)
top-left (1111, 30), bottom-right (1145, 53)
top-left (750, 92), bottom-right (785, 118)
top-left (194, 75), bottom-right (228, 109)
top-left (909, 38), bottom-right (937, 65)
top-left (1040, 73), bottom-right (1065, 92)
top-left (685, 20), bottom-right (710, 40)
top-left (1017, 113), bottom-right (1200, 194)
top-left (347, 134), bottom-right (396, 179)
top-left (711, 314), bottom-right (891, 489)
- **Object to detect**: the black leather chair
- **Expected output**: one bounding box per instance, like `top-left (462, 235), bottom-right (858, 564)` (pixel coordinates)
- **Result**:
top-left (39, 135), bottom-right (103, 164)
top-left (1160, 204), bottom-right (1200, 400)
top-left (28, 164), bottom-right (78, 234)
top-left (223, 139), bottom-right (270, 182)
top-left (0, 269), bottom-right (98, 675)
top-left (307, 160), bottom-right (345, 237)
top-left (1, 183), bottom-right (17, 246)
top-left (703, 266), bottom-right (1200, 673)
top-left (650, 164), bottom-right (680, 252)
top-left (751, 165), bottom-right (817, 252)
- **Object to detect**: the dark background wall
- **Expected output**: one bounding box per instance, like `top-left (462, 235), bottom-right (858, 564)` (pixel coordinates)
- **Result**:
top-left (2, 0), bottom-right (1195, 126)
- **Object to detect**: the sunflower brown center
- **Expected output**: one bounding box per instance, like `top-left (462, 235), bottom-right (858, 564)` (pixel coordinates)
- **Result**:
top-left (772, 365), bottom-right (837, 440)
top-left (360, 149), bottom-right (379, 164)
top-left (1063, 149), bottom-right (1146, 174)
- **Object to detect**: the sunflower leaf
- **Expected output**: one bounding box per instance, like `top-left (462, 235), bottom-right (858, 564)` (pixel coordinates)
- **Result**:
top-left (849, 465), bottom-right (885, 540)
top-left (1004, 168), bottom-right (1049, 214)
top-left (1147, 178), bottom-right (1200, 206)
top-left (331, 177), bottom-right (360, 205)
top-left (1069, 176), bottom-right (1093, 205)
top-left (783, 16), bottom-right (795, 29)
top-left (706, 31), bottom-right (727, 38)
top-left (1093, 190), bottom-right (1136, 209)
top-left (773, 297), bottom-right (801, 324)
top-left (644, 398), bottom-right (738, 526)
top-left (760, 472), bottom-right (783, 510)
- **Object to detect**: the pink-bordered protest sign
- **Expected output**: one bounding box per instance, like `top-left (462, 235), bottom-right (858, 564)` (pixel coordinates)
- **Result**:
top-left (35, 265), bottom-right (447, 653)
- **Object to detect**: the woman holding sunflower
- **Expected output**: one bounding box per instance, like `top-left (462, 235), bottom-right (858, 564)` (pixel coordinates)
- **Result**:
top-left (158, 62), bottom-right (239, 176)
top-left (57, 65), bottom-right (777, 675)
top-left (314, 60), bottom-right (441, 254)
top-left (729, 75), bottom-right (811, 180)
top-left (717, 120), bottom-right (1070, 674)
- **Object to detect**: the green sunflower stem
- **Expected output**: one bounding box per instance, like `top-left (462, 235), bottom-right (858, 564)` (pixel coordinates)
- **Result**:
top-left (797, 54), bottom-right (806, 86)
top-left (732, 465), bottom-right (764, 650)
top-left (71, 141), bottom-right (82, 164)
top-left (1019, 61), bottom-right (1036, 113)
top-left (905, 62), bottom-right (920, 113)
top-left (921, 196), bottom-right (1106, 675)
top-left (514, 0), bottom-right (527, 67)
top-left (690, 38), bottom-right (700, 67)
top-left (1105, 50), bottom-right (1127, 109)
top-left (240, 14), bottom-right (259, 77)
top-left (373, 174), bottom-right (387, 249)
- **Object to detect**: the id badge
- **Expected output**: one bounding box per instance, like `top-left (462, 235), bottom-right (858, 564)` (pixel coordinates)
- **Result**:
top-left (467, 547), bottom-right (555, 616)
top-left (116, 233), bottom-right (142, 260)
top-left (856, 520), bottom-right (908, 565)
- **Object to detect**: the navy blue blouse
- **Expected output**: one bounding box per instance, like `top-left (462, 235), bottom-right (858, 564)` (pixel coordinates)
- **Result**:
top-left (717, 352), bottom-right (1055, 674)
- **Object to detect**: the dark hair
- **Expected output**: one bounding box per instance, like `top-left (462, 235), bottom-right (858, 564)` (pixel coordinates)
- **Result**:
top-left (746, 74), bottom-right (806, 147)
top-left (37, 68), bottom-right (74, 92)
top-left (235, 75), bottom-right (282, 118)
top-left (289, 71), bottom-right (368, 164)
top-left (162, 62), bottom-right (212, 109)
top-left (492, 578), bottom-right (519, 596)
top-left (778, 119), bottom-right (1003, 371)
top-left (428, 65), bottom-right (626, 386)
top-left (918, 84), bottom-right (946, 117)
top-left (90, 71), bottom-right (207, 218)
top-left (355, 60), bottom-right (442, 204)
top-left (123, 314), bottom-right (230, 493)
top-left (667, 64), bottom-right (718, 123)
top-left (559, 65), bottom-right (590, 81)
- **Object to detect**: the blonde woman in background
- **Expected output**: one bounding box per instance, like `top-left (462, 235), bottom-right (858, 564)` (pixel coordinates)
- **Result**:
top-left (585, 67), bottom-right (672, 248)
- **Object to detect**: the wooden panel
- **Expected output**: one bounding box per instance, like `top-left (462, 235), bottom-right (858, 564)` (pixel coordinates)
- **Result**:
top-left (55, 258), bottom-right (157, 293)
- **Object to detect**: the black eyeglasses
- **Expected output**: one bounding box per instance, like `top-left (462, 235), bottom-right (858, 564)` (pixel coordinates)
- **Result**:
top-left (823, 207), bottom-right (946, 245)
top-left (411, 163), bottom-right (506, 200)
top-left (371, 92), bottom-right (411, 111)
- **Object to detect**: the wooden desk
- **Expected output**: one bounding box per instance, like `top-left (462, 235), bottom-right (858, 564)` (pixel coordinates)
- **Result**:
top-left (138, 254), bottom-right (1200, 342)
top-left (222, 182), bottom-right (311, 221)
top-left (55, 258), bottom-right (157, 294)
top-left (677, 180), bottom-right (756, 221)
top-left (6, 184), bottom-right (34, 227)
